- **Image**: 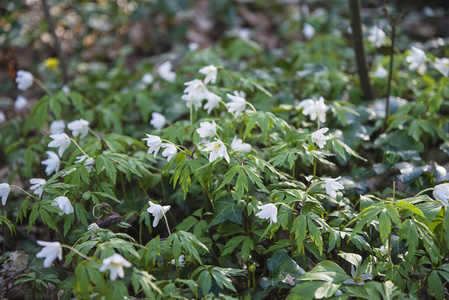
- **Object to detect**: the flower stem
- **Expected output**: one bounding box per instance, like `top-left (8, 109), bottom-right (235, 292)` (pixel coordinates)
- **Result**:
top-left (10, 185), bottom-right (40, 200)
top-left (162, 211), bottom-right (171, 236)
top-left (34, 78), bottom-right (53, 96)
top-left (69, 138), bottom-right (89, 158)
top-left (246, 102), bottom-right (257, 112)
top-left (61, 244), bottom-right (95, 262)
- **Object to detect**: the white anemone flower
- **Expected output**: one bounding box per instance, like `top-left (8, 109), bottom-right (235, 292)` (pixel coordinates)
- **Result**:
top-left (30, 178), bottom-right (46, 198)
top-left (203, 92), bottom-right (221, 114)
top-left (298, 97), bottom-right (328, 123)
top-left (36, 241), bottom-right (63, 268)
top-left (170, 255), bottom-right (185, 268)
top-left (406, 46), bottom-right (427, 74)
top-left (435, 57), bottom-right (449, 77)
top-left (150, 112), bottom-right (166, 130)
top-left (99, 253), bottom-right (132, 281)
top-left (42, 151), bottom-right (60, 175)
top-left (50, 120), bottom-right (66, 135)
top-left (161, 143), bottom-right (177, 162)
top-left (52, 196), bottom-right (74, 215)
top-left (199, 65), bottom-right (218, 84)
top-left (0, 111), bottom-right (5, 124)
top-left (256, 203), bottom-right (278, 224)
top-left (48, 133), bottom-right (71, 157)
top-left (0, 183), bottom-right (11, 206)
top-left (368, 26), bottom-right (386, 48)
top-left (433, 183), bottom-right (449, 207)
top-left (324, 176), bottom-right (344, 198)
top-left (87, 223), bottom-right (100, 238)
top-left (141, 73), bottom-right (154, 85)
top-left (311, 127), bottom-right (331, 149)
top-left (231, 136), bottom-right (251, 152)
top-left (196, 121), bottom-right (217, 139)
top-left (142, 134), bottom-right (162, 158)
top-left (203, 139), bottom-right (230, 163)
top-left (15, 95), bottom-right (28, 111)
top-left (373, 65), bottom-right (388, 78)
top-left (67, 119), bottom-right (89, 138)
top-left (74, 155), bottom-right (95, 173)
top-left (158, 61), bottom-right (176, 83)
top-left (226, 93), bottom-right (246, 118)
top-left (147, 200), bottom-right (171, 227)
top-left (303, 23), bottom-right (315, 39)
top-left (343, 265), bottom-right (373, 285)
top-left (182, 79), bottom-right (209, 111)
top-left (16, 70), bottom-right (34, 91)
top-left (62, 85), bottom-right (70, 94)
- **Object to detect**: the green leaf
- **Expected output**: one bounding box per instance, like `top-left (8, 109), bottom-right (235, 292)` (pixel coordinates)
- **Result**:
top-left (222, 236), bottom-right (246, 256)
top-left (300, 260), bottom-right (350, 283)
top-left (217, 165), bottom-right (241, 190)
top-left (308, 218), bottom-right (323, 255)
top-left (443, 209), bottom-right (449, 248)
top-left (209, 197), bottom-right (243, 227)
top-left (428, 270), bottom-right (445, 300)
top-left (338, 252), bottom-right (362, 267)
top-left (267, 249), bottom-right (305, 285)
top-left (241, 237), bottom-right (254, 261)
top-left (379, 209), bottom-right (391, 245)
top-left (289, 281), bottom-right (340, 300)
top-left (292, 214), bottom-right (307, 250)
top-left (198, 270), bottom-right (212, 295)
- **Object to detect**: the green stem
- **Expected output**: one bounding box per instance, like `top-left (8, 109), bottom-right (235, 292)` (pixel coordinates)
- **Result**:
top-left (34, 78), bottom-right (53, 96)
top-left (10, 185), bottom-right (40, 200)
top-left (69, 138), bottom-right (89, 158)
top-left (61, 244), bottom-right (95, 262)
top-left (162, 211), bottom-right (171, 236)
top-left (246, 102), bottom-right (257, 112)
top-left (120, 173), bottom-right (131, 207)
top-left (439, 206), bottom-right (446, 266)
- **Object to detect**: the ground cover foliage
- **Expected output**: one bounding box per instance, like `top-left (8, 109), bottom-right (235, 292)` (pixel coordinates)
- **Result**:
top-left (1, 0), bottom-right (449, 299)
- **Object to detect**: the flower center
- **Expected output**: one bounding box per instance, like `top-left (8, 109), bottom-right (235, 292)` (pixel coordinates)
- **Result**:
top-left (356, 275), bottom-right (363, 284)
top-left (213, 142), bottom-right (221, 152)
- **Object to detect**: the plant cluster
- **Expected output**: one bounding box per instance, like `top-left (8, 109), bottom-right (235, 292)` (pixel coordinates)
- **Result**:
top-left (1, 1), bottom-right (449, 299)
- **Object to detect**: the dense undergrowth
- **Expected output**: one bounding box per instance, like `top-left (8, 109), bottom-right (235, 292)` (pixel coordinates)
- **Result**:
top-left (1, 0), bottom-right (449, 299)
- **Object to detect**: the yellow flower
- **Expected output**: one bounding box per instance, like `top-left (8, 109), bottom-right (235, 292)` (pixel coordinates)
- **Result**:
top-left (44, 58), bottom-right (59, 70)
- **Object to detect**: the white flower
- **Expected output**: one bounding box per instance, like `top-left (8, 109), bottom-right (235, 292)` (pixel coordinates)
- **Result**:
top-left (433, 183), bottom-right (449, 207)
top-left (147, 200), bottom-right (171, 227)
top-left (231, 136), bottom-right (251, 152)
top-left (62, 84), bottom-right (70, 94)
top-left (368, 26), bottom-right (386, 48)
top-left (196, 121), bottom-right (217, 139)
top-left (256, 203), bottom-right (278, 224)
top-left (52, 196), bottom-right (74, 215)
top-left (303, 23), bottom-right (315, 39)
top-left (88, 223), bottom-right (100, 231)
top-left (226, 93), bottom-right (246, 118)
top-left (324, 176), bottom-right (344, 198)
top-left (15, 70), bottom-right (34, 91)
top-left (141, 73), bottom-right (154, 85)
top-left (170, 255), bottom-right (185, 268)
top-left (74, 155), bottom-right (95, 173)
top-left (15, 95), bottom-right (28, 111)
top-left (298, 97), bottom-right (328, 123)
top-left (199, 65), bottom-right (218, 84)
top-left (203, 139), bottom-right (230, 163)
top-left (0, 111), bottom-right (5, 124)
top-left (158, 61), bottom-right (176, 83)
top-left (50, 120), bottom-right (65, 135)
top-left (406, 46), bottom-right (427, 73)
top-left (379, 240), bottom-right (389, 256)
top-left (150, 112), bottom-right (166, 130)
top-left (142, 134), bottom-right (162, 158)
top-left (311, 127), bottom-right (331, 149)
top-left (343, 265), bottom-right (373, 285)
top-left (87, 223), bottom-right (100, 238)
top-left (99, 253), bottom-right (132, 281)
top-left (36, 241), bottom-right (63, 268)
top-left (435, 57), bottom-right (449, 77)
top-left (373, 65), bottom-right (388, 78)
top-left (42, 151), bottom-right (60, 175)
top-left (0, 183), bottom-right (11, 206)
top-left (161, 143), bottom-right (177, 162)
top-left (30, 178), bottom-right (46, 198)
top-left (67, 119), bottom-right (89, 138)
top-left (182, 79), bottom-right (209, 111)
top-left (189, 42), bottom-right (199, 51)
top-left (203, 92), bottom-right (221, 114)
top-left (48, 133), bottom-right (71, 157)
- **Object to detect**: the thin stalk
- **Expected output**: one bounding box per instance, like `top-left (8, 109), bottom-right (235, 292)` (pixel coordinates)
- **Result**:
top-left (69, 138), bottom-right (89, 158)
top-left (385, 20), bottom-right (396, 123)
top-left (162, 211), bottom-right (171, 236)
top-left (439, 206), bottom-right (446, 266)
top-left (10, 185), bottom-right (40, 201)
top-left (61, 244), bottom-right (95, 262)
top-left (34, 78), bottom-right (53, 96)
